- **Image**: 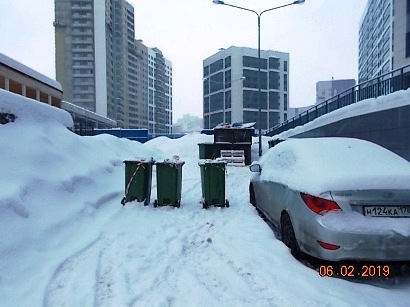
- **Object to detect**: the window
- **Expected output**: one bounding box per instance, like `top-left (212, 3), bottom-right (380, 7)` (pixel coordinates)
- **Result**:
top-left (225, 70), bottom-right (231, 88)
top-left (243, 90), bottom-right (267, 109)
top-left (210, 59), bottom-right (223, 74)
top-left (243, 69), bottom-right (267, 89)
top-left (284, 60), bottom-right (288, 72)
top-left (210, 112), bottom-right (224, 128)
top-left (269, 71), bottom-right (280, 90)
top-left (225, 56), bottom-right (231, 68)
top-left (406, 32), bottom-right (410, 58)
top-left (204, 97), bottom-right (210, 113)
top-left (203, 65), bottom-right (210, 77)
top-left (269, 57), bottom-right (280, 70)
top-left (269, 92), bottom-right (280, 109)
top-left (210, 72), bottom-right (223, 93)
top-left (284, 74), bottom-right (288, 91)
top-left (269, 112), bottom-right (280, 127)
top-left (284, 94), bottom-right (288, 110)
top-left (243, 56), bottom-right (267, 69)
top-left (225, 90), bottom-right (231, 109)
top-left (243, 111), bottom-right (267, 130)
top-left (203, 79), bottom-right (209, 95)
top-left (204, 115), bottom-right (210, 129)
top-left (210, 92), bottom-right (224, 112)
top-left (225, 111), bottom-right (231, 124)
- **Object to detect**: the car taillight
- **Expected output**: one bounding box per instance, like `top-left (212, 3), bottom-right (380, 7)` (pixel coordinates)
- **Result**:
top-left (300, 192), bottom-right (341, 215)
top-left (317, 240), bottom-right (340, 250)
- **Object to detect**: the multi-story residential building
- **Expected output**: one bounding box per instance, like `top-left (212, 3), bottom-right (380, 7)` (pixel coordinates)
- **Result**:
top-left (147, 48), bottom-right (173, 134)
top-left (135, 39), bottom-right (149, 129)
top-left (54, 0), bottom-right (172, 130)
top-left (203, 46), bottom-right (289, 132)
top-left (316, 78), bottom-right (356, 104)
top-left (359, 0), bottom-right (410, 83)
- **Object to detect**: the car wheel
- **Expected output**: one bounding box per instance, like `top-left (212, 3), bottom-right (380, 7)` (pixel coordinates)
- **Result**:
top-left (249, 184), bottom-right (257, 207)
top-left (281, 213), bottom-right (302, 259)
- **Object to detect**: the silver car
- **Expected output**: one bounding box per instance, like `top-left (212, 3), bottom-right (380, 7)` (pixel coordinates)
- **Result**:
top-left (249, 137), bottom-right (410, 261)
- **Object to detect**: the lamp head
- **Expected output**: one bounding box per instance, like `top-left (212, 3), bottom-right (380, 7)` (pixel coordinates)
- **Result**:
top-left (213, 0), bottom-right (225, 4)
top-left (293, 0), bottom-right (305, 4)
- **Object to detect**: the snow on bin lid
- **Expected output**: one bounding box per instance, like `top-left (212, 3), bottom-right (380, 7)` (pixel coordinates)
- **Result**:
top-left (157, 155), bottom-right (185, 165)
top-left (213, 122), bottom-right (255, 129)
top-left (123, 157), bottom-right (155, 163)
top-left (198, 158), bottom-right (227, 166)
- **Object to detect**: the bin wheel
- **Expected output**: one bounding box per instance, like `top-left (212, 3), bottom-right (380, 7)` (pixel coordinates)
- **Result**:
top-left (225, 200), bottom-right (230, 208)
top-left (202, 201), bottom-right (209, 209)
top-left (121, 197), bottom-right (126, 206)
top-left (174, 200), bottom-right (181, 208)
top-left (144, 199), bottom-right (149, 206)
top-left (153, 200), bottom-right (158, 208)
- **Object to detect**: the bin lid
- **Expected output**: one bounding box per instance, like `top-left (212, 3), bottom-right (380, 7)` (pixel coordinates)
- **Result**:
top-left (123, 157), bottom-right (155, 163)
top-left (198, 158), bottom-right (227, 166)
top-left (156, 156), bottom-right (185, 166)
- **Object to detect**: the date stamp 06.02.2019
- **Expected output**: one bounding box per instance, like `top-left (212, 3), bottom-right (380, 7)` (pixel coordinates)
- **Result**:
top-left (318, 264), bottom-right (391, 278)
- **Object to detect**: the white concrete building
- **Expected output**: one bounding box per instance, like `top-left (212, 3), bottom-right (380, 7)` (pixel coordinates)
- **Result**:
top-left (203, 46), bottom-right (289, 132)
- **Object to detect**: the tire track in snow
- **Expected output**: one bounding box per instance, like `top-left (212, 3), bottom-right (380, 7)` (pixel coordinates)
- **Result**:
top-left (43, 235), bottom-right (114, 307)
top-left (94, 234), bottom-right (126, 307)
top-left (125, 210), bottom-right (217, 306)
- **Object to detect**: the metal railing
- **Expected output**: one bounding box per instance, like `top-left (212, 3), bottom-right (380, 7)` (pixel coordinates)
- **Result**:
top-left (265, 64), bottom-right (410, 136)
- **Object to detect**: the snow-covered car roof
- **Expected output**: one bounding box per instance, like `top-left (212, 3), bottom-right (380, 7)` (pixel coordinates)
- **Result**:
top-left (258, 137), bottom-right (410, 195)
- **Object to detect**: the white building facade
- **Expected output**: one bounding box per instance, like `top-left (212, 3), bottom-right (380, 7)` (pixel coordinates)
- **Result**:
top-left (359, 0), bottom-right (410, 83)
top-left (203, 46), bottom-right (289, 132)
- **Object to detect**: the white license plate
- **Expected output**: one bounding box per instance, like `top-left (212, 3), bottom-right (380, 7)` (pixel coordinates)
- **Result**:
top-left (363, 206), bottom-right (410, 217)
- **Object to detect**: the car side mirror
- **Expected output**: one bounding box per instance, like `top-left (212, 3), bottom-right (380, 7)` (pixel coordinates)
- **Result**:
top-left (249, 163), bottom-right (261, 173)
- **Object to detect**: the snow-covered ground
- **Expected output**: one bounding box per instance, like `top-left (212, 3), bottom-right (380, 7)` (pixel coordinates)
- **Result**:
top-left (1, 89), bottom-right (410, 307)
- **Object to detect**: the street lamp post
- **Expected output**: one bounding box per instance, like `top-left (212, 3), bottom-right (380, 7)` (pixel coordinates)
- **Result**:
top-left (212, 0), bottom-right (305, 156)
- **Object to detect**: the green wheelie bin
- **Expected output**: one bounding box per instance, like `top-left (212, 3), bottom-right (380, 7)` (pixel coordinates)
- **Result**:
top-left (198, 159), bottom-right (229, 209)
top-left (121, 158), bottom-right (155, 206)
top-left (154, 159), bottom-right (185, 208)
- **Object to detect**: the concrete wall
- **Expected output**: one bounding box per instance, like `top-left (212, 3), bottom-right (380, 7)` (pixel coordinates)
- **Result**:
top-left (289, 105), bottom-right (410, 161)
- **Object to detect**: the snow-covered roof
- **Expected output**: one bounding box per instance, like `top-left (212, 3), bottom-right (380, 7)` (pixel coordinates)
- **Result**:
top-left (0, 52), bottom-right (62, 91)
top-left (0, 89), bottom-right (73, 128)
top-left (257, 137), bottom-right (410, 195)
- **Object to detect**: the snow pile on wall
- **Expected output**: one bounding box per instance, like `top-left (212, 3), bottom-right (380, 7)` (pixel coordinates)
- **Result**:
top-left (0, 89), bottom-right (73, 128)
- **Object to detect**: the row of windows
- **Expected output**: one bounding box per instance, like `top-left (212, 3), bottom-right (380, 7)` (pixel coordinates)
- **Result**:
top-left (204, 90), bottom-right (286, 114)
top-left (204, 110), bottom-right (233, 128)
top-left (242, 111), bottom-right (280, 130)
top-left (243, 56), bottom-right (287, 71)
top-left (205, 70), bottom-right (287, 93)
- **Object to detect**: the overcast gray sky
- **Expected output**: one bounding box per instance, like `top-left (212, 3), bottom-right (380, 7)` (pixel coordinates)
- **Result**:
top-left (0, 0), bottom-right (368, 121)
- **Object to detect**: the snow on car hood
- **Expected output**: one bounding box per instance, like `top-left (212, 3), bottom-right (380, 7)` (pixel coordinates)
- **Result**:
top-left (258, 137), bottom-right (410, 195)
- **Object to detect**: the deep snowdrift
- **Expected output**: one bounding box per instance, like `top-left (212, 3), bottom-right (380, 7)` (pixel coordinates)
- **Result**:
top-left (1, 91), bottom-right (410, 307)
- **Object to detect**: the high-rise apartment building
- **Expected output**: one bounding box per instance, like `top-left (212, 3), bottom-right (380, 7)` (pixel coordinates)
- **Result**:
top-left (54, 0), bottom-right (172, 131)
top-left (203, 46), bottom-right (289, 132)
top-left (359, 0), bottom-right (410, 83)
top-left (148, 48), bottom-right (173, 134)
top-left (316, 79), bottom-right (356, 104)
